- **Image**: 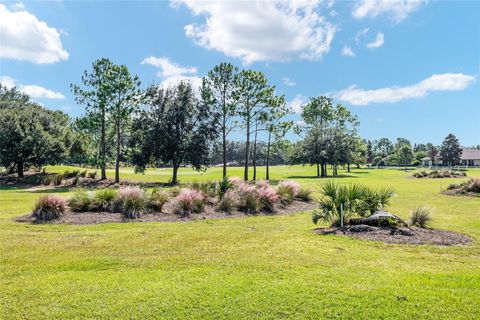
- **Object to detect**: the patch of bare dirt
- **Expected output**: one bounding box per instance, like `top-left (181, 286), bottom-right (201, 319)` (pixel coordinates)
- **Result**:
top-left (15, 200), bottom-right (318, 225)
top-left (315, 225), bottom-right (471, 246)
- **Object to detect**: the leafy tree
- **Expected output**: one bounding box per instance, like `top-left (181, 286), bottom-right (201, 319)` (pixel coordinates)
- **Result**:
top-left (71, 58), bottom-right (116, 180)
top-left (374, 138), bottom-right (393, 157)
top-left (425, 143), bottom-right (439, 166)
top-left (130, 81), bottom-right (218, 184)
top-left (0, 92), bottom-right (70, 177)
top-left (204, 63), bottom-right (239, 178)
top-left (440, 133), bottom-right (462, 167)
top-left (233, 70), bottom-right (274, 180)
top-left (397, 145), bottom-right (413, 171)
top-left (366, 140), bottom-right (374, 163)
top-left (394, 137), bottom-right (411, 151)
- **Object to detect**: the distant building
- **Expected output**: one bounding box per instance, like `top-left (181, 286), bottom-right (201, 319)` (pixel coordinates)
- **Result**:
top-left (421, 147), bottom-right (480, 167)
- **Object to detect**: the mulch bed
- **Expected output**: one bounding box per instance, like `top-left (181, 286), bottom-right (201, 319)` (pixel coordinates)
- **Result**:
top-left (15, 200), bottom-right (318, 225)
top-left (315, 225), bottom-right (472, 246)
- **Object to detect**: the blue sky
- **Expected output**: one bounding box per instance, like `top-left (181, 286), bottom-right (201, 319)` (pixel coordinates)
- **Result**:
top-left (1, 0), bottom-right (479, 146)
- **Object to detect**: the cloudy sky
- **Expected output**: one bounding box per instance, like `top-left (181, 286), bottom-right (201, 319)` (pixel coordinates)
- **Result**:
top-left (0, 0), bottom-right (479, 145)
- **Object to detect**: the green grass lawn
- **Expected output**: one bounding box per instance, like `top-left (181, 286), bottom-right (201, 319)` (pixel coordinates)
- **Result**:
top-left (1, 166), bottom-right (479, 319)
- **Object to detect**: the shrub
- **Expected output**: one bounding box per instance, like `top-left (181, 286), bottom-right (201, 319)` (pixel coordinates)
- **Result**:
top-left (237, 182), bottom-right (260, 214)
top-left (79, 170), bottom-right (87, 178)
top-left (255, 180), bottom-right (270, 189)
top-left (190, 181), bottom-right (218, 198)
top-left (228, 176), bottom-right (243, 187)
top-left (218, 176), bottom-right (233, 198)
top-left (71, 176), bottom-right (79, 187)
top-left (117, 186), bottom-right (146, 219)
top-left (277, 180), bottom-right (300, 205)
top-left (42, 175), bottom-right (53, 185)
top-left (169, 186), bottom-right (181, 197)
top-left (173, 188), bottom-right (204, 217)
top-left (53, 174), bottom-right (64, 186)
top-left (87, 171), bottom-right (97, 179)
top-left (147, 189), bottom-right (170, 212)
top-left (296, 187), bottom-right (313, 202)
top-left (68, 189), bottom-right (92, 212)
top-left (91, 188), bottom-right (118, 212)
top-left (31, 195), bottom-right (66, 221)
top-left (408, 206), bottom-right (431, 228)
top-left (217, 189), bottom-right (236, 213)
top-left (257, 185), bottom-right (279, 212)
top-left (64, 170), bottom-right (80, 179)
top-left (465, 178), bottom-right (480, 193)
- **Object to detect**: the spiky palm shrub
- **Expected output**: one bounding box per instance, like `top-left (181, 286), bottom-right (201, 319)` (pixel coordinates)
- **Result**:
top-left (91, 188), bottom-right (118, 212)
top-left (218, 176), bottom-right (233, 198)
top-left (312, 181), bottom-right (394, 226)
top-left (31, 195), bottom-right (66, 221)
top-left (408, 206), bottom-right (431, 228)
top-left (68, 189), bottom-right (92, 212)
top-left (117, 186), bottom-right (146, 219)
top-left (173, 188), bottom-right (204, 217)
top-left (147, 189), bottom-right (170, 212)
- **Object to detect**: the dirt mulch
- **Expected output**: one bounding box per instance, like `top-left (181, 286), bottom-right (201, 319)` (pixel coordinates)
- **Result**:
top-left (15, 200), bottom-right (318, 225)
top-left (315, 226), bottom-right (472, 246)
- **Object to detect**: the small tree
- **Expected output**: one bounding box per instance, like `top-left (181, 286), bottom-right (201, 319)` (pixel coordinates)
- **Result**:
top-left (440, 133), bottom-right (462, 167)
top-left (397, 145), bottom-right (413, 171)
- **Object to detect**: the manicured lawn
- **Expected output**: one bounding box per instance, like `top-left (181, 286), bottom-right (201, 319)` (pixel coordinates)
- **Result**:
top-left (1, 166), bottom-right (479, 319)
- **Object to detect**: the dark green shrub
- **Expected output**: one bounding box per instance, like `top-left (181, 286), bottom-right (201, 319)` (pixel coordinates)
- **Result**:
top-left (92, 188), bottom-right (118, 212)
top-left (31, 195), bottom-right (66, 221)
top-left (218, 177), bottom-right (233, 198)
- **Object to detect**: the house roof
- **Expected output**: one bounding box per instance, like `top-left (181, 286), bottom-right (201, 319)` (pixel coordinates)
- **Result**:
top-left (461, 148), bottom-right (480, 160)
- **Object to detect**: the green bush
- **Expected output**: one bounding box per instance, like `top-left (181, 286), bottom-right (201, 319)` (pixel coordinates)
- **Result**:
top-left (87, 171), bottom-right (97, 179)
top-left (218, 176), bottom-right (233, 198)
top-left (296, 188), bottom-right (313, 202)
top-left (408, 206), bottom-right (431, 228)
top-left (68, 189), bottom-right (92, 212)
top-left (92, 188), bottom-right (118, 212)
top-left (31, 195), bottom-right (66, 221)
top-left (117, 186), bottom-right (147, 219)
top-left (147, 189), bottom-right (170, 212)
top-left (79, 170), bottom-right (87, 178)
top-left (53, 174), bottom-right (64, 186)
top-left (217, 189), bottom-right (236, 213)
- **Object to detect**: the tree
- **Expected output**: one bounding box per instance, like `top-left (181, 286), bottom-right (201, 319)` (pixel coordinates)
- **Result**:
top-left (107, 64), bottom-right (142, 183)
top-left (0, 89), bottom-right (70, 177)
top-left (374, 138), bottom-right (393, 157)
top-left (425, 143), bottom-right (438, 167)
top-left (71, 58), bottom-right (116, 180)
top-left (233, 70), bottom-right (274, 180)
top-left (397, 145), bottom-right (413, 171)
top-left (440, 134), bottom-right (462, 167)
top-left (130, 81), bottom-right (219, 184)
top-left (366, 140), bottom-right (374, 164)
top-left (204, 63), bottom-right (239, 178)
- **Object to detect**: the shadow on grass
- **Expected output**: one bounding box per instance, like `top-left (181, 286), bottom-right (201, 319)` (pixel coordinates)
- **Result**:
top-left (287, 175), bottom-right (359, 179)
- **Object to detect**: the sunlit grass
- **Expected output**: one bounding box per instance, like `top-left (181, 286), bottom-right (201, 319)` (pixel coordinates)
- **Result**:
top-left (1, 166), bottom-right (479, 319)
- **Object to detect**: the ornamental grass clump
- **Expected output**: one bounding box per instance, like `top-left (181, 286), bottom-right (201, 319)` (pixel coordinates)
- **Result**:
top-left (147, 189), bottom-right (170, 212)
top-left (217, 189), bottom-right (236, 213)
top-left (257, 185), bottom-right (279, 212)
top-left (408, 206), bottom-right (431, 228)
top-left (68, 189), bottom-right (92, 212)
top-left (237, 182), bottom-right (260, 214)
top-left (277, 180), bottom-right (300, 205)
top-left (91, 188), bottom-right (118, 212)
top-left (31, 195), bottom-right (66, 221)
top-left (296, 187), bottom-right (313, 202)
top-left (173, 188), bottom-right (204, 217)
top-left (117, 186), bottom-right (146, 219)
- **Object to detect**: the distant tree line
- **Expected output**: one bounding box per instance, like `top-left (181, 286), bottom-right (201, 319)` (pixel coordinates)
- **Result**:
top-left (0, 58), bottom-right (468, 183)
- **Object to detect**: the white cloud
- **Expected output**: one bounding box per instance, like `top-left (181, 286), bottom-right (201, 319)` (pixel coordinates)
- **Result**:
top-left (283, 77), bottom-right (296, 87)
top-left (352, 0), bottom-right (425, 23)
top-left (367, 33), bottom-right (384, 48)
top-left (141, 56), bottom-right (202, 90)
top-left (0, 4), bottom-right (69, 64)
top-left (355, 27), bottom-right (369, 44)
top-left (287, 94), bottom-right (308, 113)
top-left (0, 76), bottom-right (65, 99)
top-left (175, 1), bottom-right (337, 64)
top-left (341, 46), bottom-right (355, 57)
top-left (336, 73), bottom-right (475, 106)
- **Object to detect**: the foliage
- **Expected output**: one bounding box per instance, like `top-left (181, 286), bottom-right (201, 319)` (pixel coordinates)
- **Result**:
top-left (146, 189), bottom-right (170, 212)
top-left (91, 188), bottom-right (118, 212)
top-left (408, 206), bottom-right (432, 228)
top-left (312, 181), bottom-right (395, 226)
top-left (173, 188), bottom-right (204, 217)
top-left (87, 171), bottom-right (97, 179)
top-left (413, 170), bottom-right (466, 178)
top-left (217, 189), bottom-right (236, 213)
top-left (237, 182), bottom-right (261, 214)
top-left (277, 180), bottom-right (300, 205)
top-left (31, 195), bottom-right (66, 221)
top-left (218, 176), bottom-right (233, 198)
top-left (257, 185), bottom-right (279, 212)
top-left (53, 174), bottom-right (64, 186)
top-left (68, 189), bottom-right (92, 212)
top-left (117, 186), bottom-right (146, 219)
top-left (447, 178), bottom-right (480, 194)
top-left (440, 133), bottom-right (462, 166)
top-left (296, 187), bottom-right (313, 202)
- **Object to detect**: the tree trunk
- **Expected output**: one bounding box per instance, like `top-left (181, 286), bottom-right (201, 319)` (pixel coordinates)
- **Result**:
top-left (323, 164), bottom-right (328, 177)
top-left (266, 131), bottom-right (271, 180)
top-left (100, 109), bottom-right (107, 180)
top-left (114, 120), bottom-right (120, 183)
top-left (222, 122), bottom-right (227, 179)
top-left (17, 161), bottom-right (24, 177)
top-left (347, 163), bottom-right (350, 172)
top-left (243, 116), bottom-right (250, 181)
top-left (172, 163), bottom-right (179, 185)
top-left (253, 121), bottom-right (258, 181)
top-left (316, 163), bottom-right (320, 177)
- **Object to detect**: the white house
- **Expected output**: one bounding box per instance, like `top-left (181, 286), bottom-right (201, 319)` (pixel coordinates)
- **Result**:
top-left (421, 147), bottom-right (480, 167)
